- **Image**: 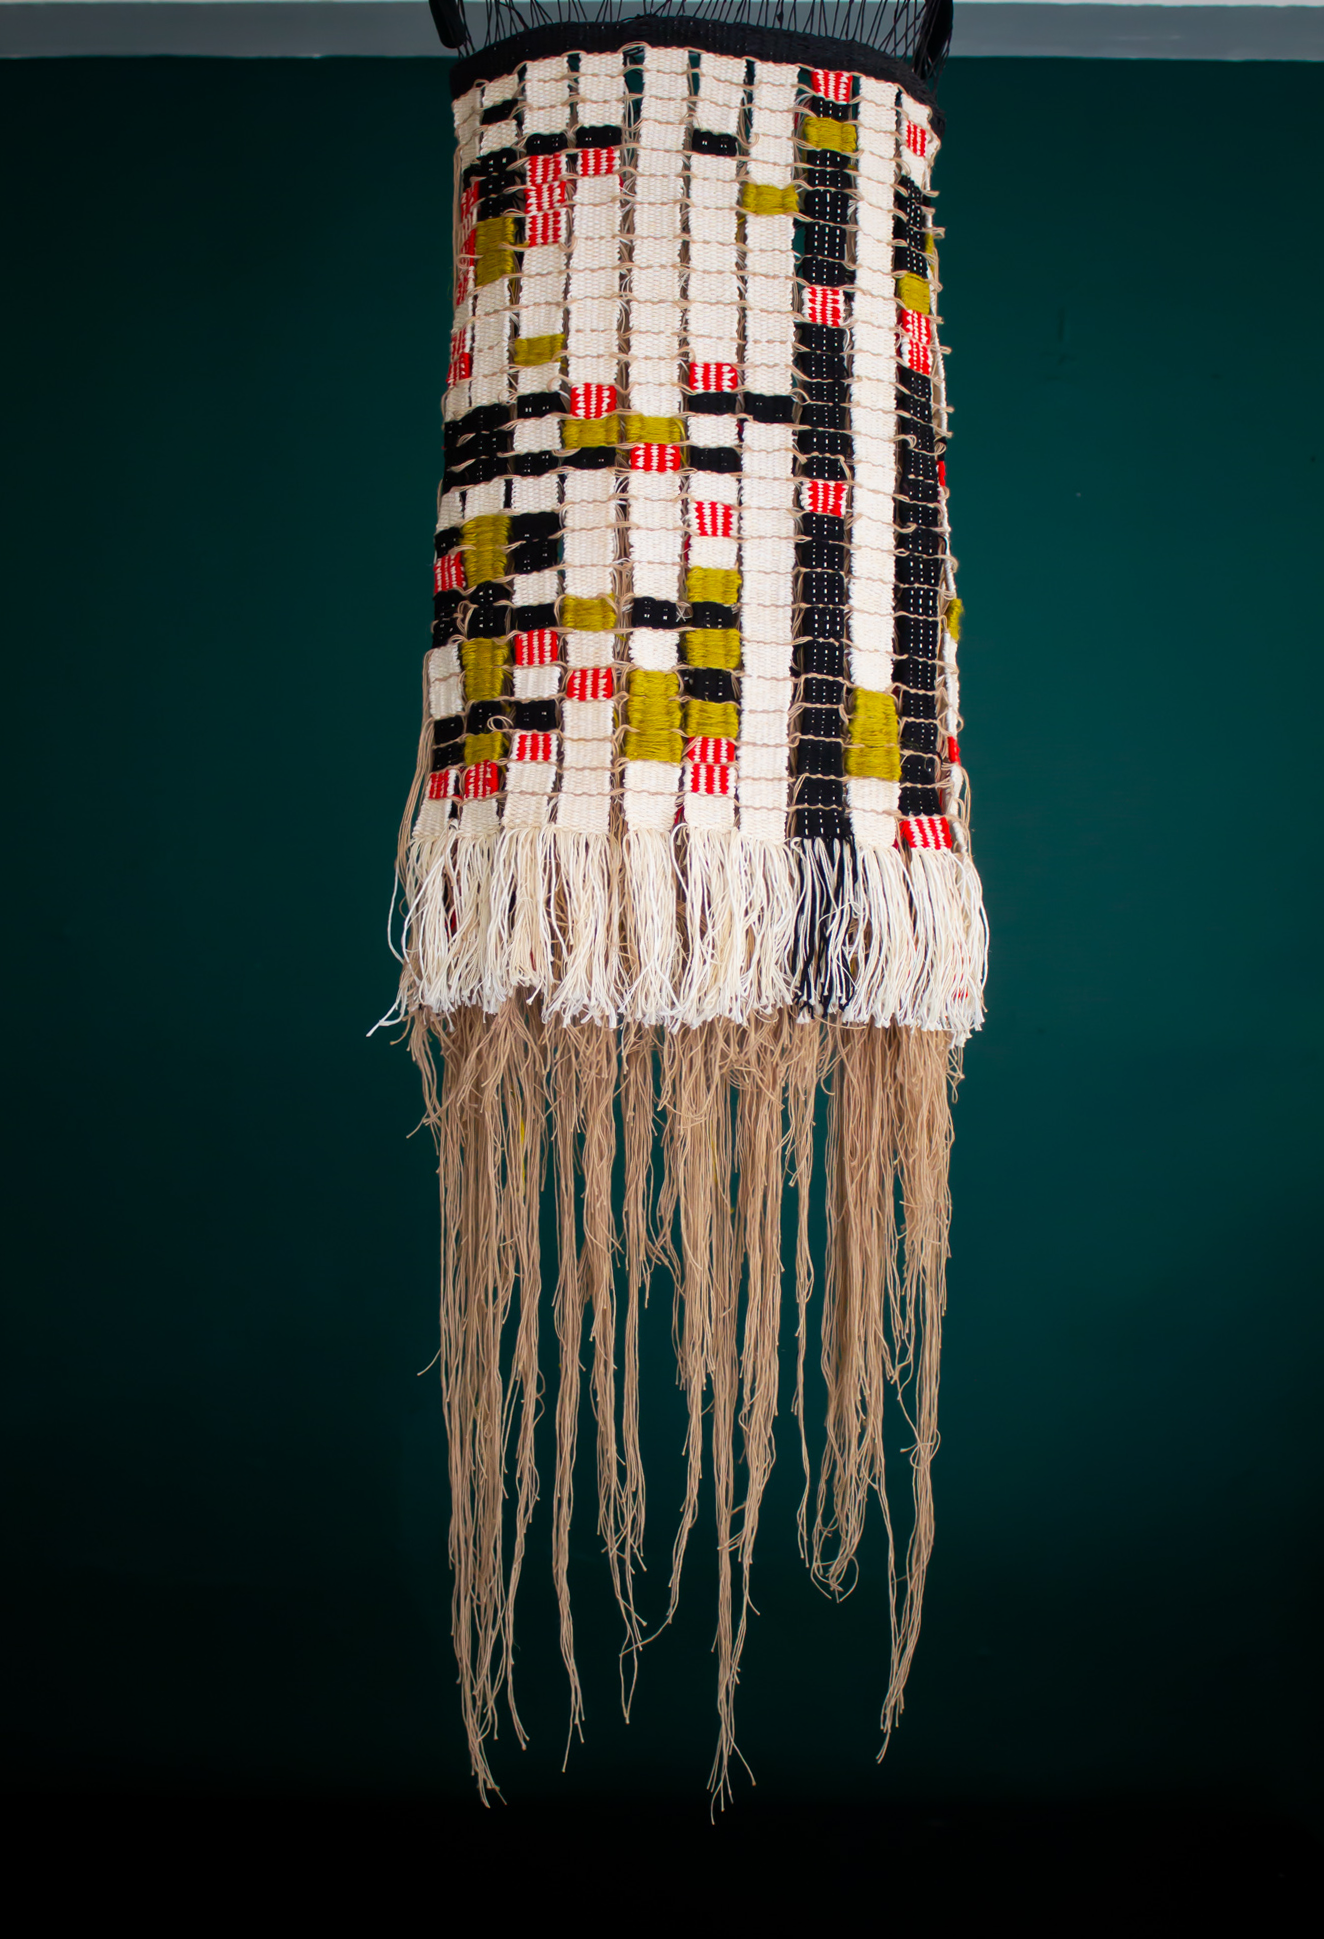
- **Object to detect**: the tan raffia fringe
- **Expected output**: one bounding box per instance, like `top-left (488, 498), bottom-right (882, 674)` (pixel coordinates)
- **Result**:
top-left (414, 1001), bottom-right (956, 1803)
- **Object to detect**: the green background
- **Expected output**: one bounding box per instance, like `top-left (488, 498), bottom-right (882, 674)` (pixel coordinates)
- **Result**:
top-left (3, 53), bottom-right (1321, 1843)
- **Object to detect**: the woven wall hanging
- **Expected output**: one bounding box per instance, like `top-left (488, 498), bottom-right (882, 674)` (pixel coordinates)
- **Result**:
top-left (387, 0), bottom-right (987, 1801)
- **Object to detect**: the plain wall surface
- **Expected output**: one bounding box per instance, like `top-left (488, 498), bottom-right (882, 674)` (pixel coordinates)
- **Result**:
top-left (2, 57), bottom-right (1321, 1836)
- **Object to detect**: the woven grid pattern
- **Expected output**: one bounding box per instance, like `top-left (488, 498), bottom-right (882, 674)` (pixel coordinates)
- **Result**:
top-left (405, 37), bottom-right (983, 1037)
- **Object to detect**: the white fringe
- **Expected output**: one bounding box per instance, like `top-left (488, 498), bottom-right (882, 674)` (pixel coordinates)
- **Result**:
top-left (844, 842), bottom-right (919, 1027)
top-left (739, 837), bottom-right (797, 1019)
top-left (622, 828), bottom-right (680, 1026)
top-left (446, 830), bottom-right (499, 1013)
top-left (902, 847), bottom-right (988, 1044)
top-left (485, 825), bottom-right (556, 1010)
top-left (675, 828), bottom-right (747, 1027)
top-left (404, 803), bottom-right (459, 1014)
top-left (547, 830), bottom-right (619, 1024)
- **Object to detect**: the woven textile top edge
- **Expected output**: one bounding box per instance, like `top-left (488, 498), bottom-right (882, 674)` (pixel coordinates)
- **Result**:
top-left (448, 14), bottom-right (944, 127)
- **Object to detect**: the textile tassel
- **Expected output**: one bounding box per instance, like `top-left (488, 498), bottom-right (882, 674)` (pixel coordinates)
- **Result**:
top-left (389, 16), bottom-right (988, 1803)
top-left (622, 829), bottom-right (680, 1024)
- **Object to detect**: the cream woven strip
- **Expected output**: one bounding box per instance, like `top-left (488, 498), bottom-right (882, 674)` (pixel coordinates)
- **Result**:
top-left (680, 50), bottom-right (744, 838)
top-left (554, 49), bottom-right (625, 839)
top-left (736, 63), bottom-right (797, 848)
top-left (622, 41), bottom-right (689, 840)
top-left (847, 76), bottom-right (901, 853)
top-left (504, 52), bottom-right (571, 834)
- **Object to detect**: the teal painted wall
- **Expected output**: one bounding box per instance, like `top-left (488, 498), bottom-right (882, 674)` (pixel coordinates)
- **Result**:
top-left (3, 57), bottom-right (1321, 1823)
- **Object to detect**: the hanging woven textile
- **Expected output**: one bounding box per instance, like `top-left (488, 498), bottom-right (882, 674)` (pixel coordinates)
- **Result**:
top-left (388, 0), bottom-right (986, 1800)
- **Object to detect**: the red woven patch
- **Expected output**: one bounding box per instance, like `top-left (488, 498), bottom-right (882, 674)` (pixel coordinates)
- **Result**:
top-left (577, 147), bottom-right (616, 177)
top-left (434, 550), bottom-right (465, 594)
top-left (514, 629), bottom-right (559, 666)
top-left (906, 121), bottom-right (929, 158)
top-left (688, 361), bottom-right (739, 394)
top-left (525, 177), bottom-right (566, 212)
top-left (685, 737), bottom-right (736, 766)
top-left (571, 383), bottom-right (617, 419)
top-left (938, 459), bottom-right (947, 490)
top-left (806, 479), bottom-right (847, 517)
top-left (527, 153), bottom-right (563, 187)
top-left (511, 731), bottom-right (554, 764)
top-left (448, 331), bottom-right (471, 386)
top-left (426, 769), bottom-right (460, 802)
top-left (525, 211), bottom-right (563, 247)
top-left (901, 815), bottom-right (951, 851)
top-left (463, 761), bottom-right (501, 802)
top-left (947, 735), bottom-right (961, 766)
top-left (693, 500), bottom-right (735, 538)
top-left (564, 666), bottom-right (614, 702)
top-left (805, 284), bottom-right (843, 329)
top-left (686, 762), bottom-right (733, 797)
top-left (898, 308), bottom-right (934, 376)
top-left (811, 68), bottom-right (854, 103)
top-left (630, 443), bottom-right (683, 473)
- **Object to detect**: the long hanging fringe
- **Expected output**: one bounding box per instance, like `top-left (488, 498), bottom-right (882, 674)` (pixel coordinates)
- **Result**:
top-left (411, 997), bottom-right (960, 1804)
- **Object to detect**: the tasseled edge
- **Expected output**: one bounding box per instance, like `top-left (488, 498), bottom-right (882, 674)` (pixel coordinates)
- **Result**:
top-left (411, 1000), bottom-right (960, 1806)
top-left (394, 807), bottom-right (988, 1043)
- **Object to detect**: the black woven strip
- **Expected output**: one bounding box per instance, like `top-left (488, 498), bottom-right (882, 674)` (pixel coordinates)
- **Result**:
top-left (689, 447), bottom-right (741, 473)
top-left (689, 601), bottom-right (738, 630)
top-left (576, 122), bottom-right (622, 147)
top-left (900, 784), bottom-right (943, 817)
top-left (434, 526), bottom-right (462, 556)
top-left (433, 592), bottom-right (463, 632)
top-left (481, 96), bottom-right (518, 127)
top-left (509, 535), bottom-right (562, 575)
top-left (743, 393), bottom-right (795, 424)
top-left (508, 510), bottom-right (560, 543)
top-left (683, 666), bottom-right (737, 705)
top-left (512, 601), bottom-right (557, 631)
top-left (512, 698), bottom-right (558, 733)
top-left (525, 131), bottom-right (568, 156)
top-left (516, 391), bottom-right (564, 419)
top-left (509, 451), bottom-right (561, 479)
top-left (466, 698), bottom-right (503, 735)
top-left (448, 17), bottom-right (942, 131)
top-left (630, 597), bottom-right (680, 628)
top-left (687, 393), bottom-right (738, 417)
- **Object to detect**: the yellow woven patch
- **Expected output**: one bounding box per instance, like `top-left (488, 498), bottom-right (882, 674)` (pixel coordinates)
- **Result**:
top-left (740, 181), bottom-right (798, 215)
top-left (561, 595), bottom-right (616, 631)
top-left (460, 638), bottom-right (509, 704)
top-left (475, 216), bottom-right (515, 253)
top-left (623, 414), bottom-right (685, 447)
top-left (686, 567), bottom-right (741, 607)
top-left (625, 667), bottom-right (682, 761)
top-left (844, 690), bottom-right (900, 782)
top-left (896, 272), bottom-right (930, 316)
top-left (562, 413), bottom-right (618, 450)
top-left (801, 116), bottom-right (856, 154)
top-left (461, 514), bottom-right (510, 586)
top-left (946, 598), bottom-right (963, 641)
top-left (463, 732), bottom-right (511, 763)
top-left (684, 698), bottom-right (739, 741)
top-left (475, 250), bottom-right (515, 287)
top-left (512, 333), bottom-right (565, 367)
top-left (683, 628), bottom-right (741, 669)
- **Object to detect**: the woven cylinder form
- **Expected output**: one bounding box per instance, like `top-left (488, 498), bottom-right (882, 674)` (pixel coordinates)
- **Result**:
top-left (389, 7), bottom-right (987, 1801)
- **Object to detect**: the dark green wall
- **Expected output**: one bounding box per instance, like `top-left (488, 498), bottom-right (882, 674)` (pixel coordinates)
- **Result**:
top-left (3, 56), bottom-right (1321, 1827)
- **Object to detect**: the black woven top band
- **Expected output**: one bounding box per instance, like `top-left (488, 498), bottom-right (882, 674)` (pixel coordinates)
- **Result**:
top-left (444, 11), bottom-right (943, 128)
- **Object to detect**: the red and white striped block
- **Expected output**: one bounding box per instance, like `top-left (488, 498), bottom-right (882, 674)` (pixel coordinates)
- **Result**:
top-left (688, 361), bottom-right (739, 394)
top-left (905, 120), bottom-right (929, 159)
top-left (685, 737), bottom-right (736, 766)
top-left (576, 146), bottom-right (616, 177)
top-left (527, 153), bottom-right (563, 188)
top-left (525, 176), bottom-right (566, 212)
top-left (686, 761), bottom-right (733, 797)
top-left (692, 500), bottom-right (735, 538)
top-left (804, 479), bottom-right (848, 518)
top-left (526, 211), bottom-right (563, 247)
top-left (434, 550), bottom-right (465, 593)
top-left (463, 760), bottom-right (502, 801)
top-left (811, 68), bottom-right (854, 104)
top-left (571, 383), bottom-right (617, 419)
top-left (514, 629), bottom-right (559, 666)
top-left (805, 284), bottom-right (844, 329)
top-left (630, 443), bottom-right (683, 473)
top-left (898, 307), bottom-right (935, 376)
top-left (564, 666), bottom-right (615, 702)
top-left (426, 767), bottom-right (462, 802)
top-left (511, 731), bottom-right (555, 764)
top-left (901, 815), bottom-right (951, 851)
top-left (447, 330), bottom-right (472, 387)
